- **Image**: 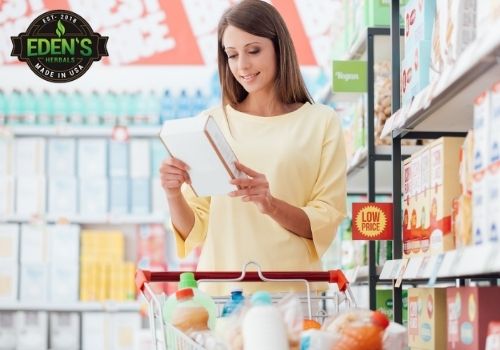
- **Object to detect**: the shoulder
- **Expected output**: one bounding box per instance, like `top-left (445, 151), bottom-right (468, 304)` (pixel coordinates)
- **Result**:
top-left (199, 104), bottom-right (225, 118)
top-left (305, 103), bottom-right (341, 128)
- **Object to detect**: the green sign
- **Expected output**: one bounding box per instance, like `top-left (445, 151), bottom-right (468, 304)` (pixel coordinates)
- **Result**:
top-left (332, 60), bottom-right (367, 93)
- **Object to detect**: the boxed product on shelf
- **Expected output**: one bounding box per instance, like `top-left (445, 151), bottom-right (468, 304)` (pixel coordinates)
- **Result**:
top-left (129, 139), bottom-right (151, 178)
top-left (49, 264), bottom-right (79, 302)
top-left (0, 263), bottom-right (18, 301)
top-left (408, 287), bottom-right (447, 350)
top-left (490, 82), bottom-right (500, 164)
top-left (404, 0), bottom-right (436, 49)
top-left (78, 138), bottom-right (108, 178)
top-left (48, 224), bottom-right (80, 265)
top-left (473, 90), bottom-right (491, 173)
top-left (402, 40), bottom-right (432, 106)
top-left (109, 140), bottom-right (129, 177)
top-left (0, 224), bottom-right (19, 263)
top-left (16, 311), bottom-right (48, 350)
top-left (50, 312), bottom-right (80, 350)
top-left (111, 312), bottom-right (141, 350)
top-left (151, 139), bottom-right (167, 178)
top-left (15, 176), bottom-right (46, 216)
top-left (48, 138), bottom-right (76, 177)
top-left (0, 138), bottom-right (14, 176)
top-left (403, 152), bottom-right (424, 256)
top-left (79, 178), bottom-right (108, 215)
top-left (48, 177), bottom-right (77, 216)
top-left (20, 224), bottom-right (48, 264)
top-left (374, 60), bottom-right (393, 145)
top-left (376, 288), bottom-right (408, 326)
top-left (131, 178), bottom-right (151, 214)
top-left (452, 193), bottom-right (473, 248)
top-left (109, 177), bottom-right (130, 214)
top-left (82, 312), bottom-right (141, 350)
top-left (486, 163), bottom-right (499, 242)
top-left (0, 312), bottom-right (17, 349)
top-left (0, 176), bottom-right (15, 217)
top-left (476, 0), bottom-right (500, 38)
top-left (20, 264), bottom-right (48, 302)
top-left (152, 177), bottom-right (167, 216)
top-left (472, 173), bottom-right (488, 245)
top-left (447, 287), bottom-right (500, 350)
top-left (14, 137), bottom-right (46, 176)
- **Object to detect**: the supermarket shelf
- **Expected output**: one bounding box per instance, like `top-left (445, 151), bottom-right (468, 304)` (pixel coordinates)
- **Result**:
top-left (379, 242), bottom-right (500, 282)
top-left (343, 31), bottom-right (367, 60)
top-left (383, 21), bottom-right (500, 138)
top-left (346, 145), bottom-right (421, 194)
top-left (344, 265), bottom-right (384, 284)
top-left (0, 125), bottom-right (160, 137)
top-left (0, 214), bottom-right (166, 224)
top-left (0, 301), bottom-right (142, 312)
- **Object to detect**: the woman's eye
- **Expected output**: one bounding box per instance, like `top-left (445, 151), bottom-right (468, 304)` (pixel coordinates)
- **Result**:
top-left (249, 49), bottom-right (260, 54)
top-left (227, 54), bottom-right (237, 59)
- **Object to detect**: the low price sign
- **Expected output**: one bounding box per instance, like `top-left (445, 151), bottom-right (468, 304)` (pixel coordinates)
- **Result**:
top-left (352, 203), bottom-right (393, 240)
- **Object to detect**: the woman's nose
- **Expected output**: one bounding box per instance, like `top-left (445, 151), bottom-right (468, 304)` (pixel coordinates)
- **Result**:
top-left (237, 54), bottom-right (250, 70)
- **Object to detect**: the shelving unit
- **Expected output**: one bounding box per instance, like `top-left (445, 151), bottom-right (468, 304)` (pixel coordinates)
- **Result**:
top-left (0, 301), bottom-right (142, 312)
top-left (386, 0), bottom-right (500, 324)
top-left (0, 125), bottom-right (160, 137)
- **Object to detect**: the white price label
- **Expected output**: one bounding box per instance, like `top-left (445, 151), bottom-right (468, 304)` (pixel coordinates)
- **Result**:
top-left (403, 256), bottom-right (423, 279)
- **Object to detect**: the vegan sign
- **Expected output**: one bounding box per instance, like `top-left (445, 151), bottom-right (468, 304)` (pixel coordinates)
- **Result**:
top-left (11, 10), bottom-right (108, 83)
top-left (352, 203), bottom-right (393, 240)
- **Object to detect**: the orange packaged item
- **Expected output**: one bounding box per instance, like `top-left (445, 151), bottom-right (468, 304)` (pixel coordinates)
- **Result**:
top-left (171, 288), bottom-right (209, 334)
top-left (303, 319), bottom-right (321, 330)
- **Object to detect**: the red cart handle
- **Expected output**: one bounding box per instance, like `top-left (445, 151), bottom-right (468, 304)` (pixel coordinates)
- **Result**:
top-left (136, 269), bottom-right (349, 293)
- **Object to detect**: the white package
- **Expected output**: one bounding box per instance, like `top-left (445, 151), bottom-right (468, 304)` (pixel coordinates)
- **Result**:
top-left (131, 178), bottom-right (150, 214)
top-left (20, 224), bottom-right (48, 264)
top-left (129, 139), bottom-right (151, 178)
top-left (19, 264), bottom-right (48, 302)
top-left (109, 140), bottom-right (129, 177)
top-left (48, 138), bottom-right (76, 177)
top-left (16, 311), bottom-right (48, 350)
top-left (78, 138), bottom-right (108, 178)
top-left (472, 175), bottom-right (488, 245)
top-left (152, 177), bottom-right (168, 216)
top-left (48, 177), bottom-right (77, 217)
top-left (49, 264), bottom-right (79, 303)
top-left (0, 138), bottom-right (14, 177)
top-left (487, 165), bottom-right (499, 243)
top-left (109, 177), bottom-right (129, 215)
top-left (0, 177), bottom-right (15, 217)
top-left (0, 224), bottom-right (19, 263)
top-left (82, 313), bottom-right (108, 350)
top-left (0, 312), bottom-right (17, 349)
top-left (50, 312), bottom-right (80, 350)
top-left (473, 90), bottom-right (491, 172)
top-left (49, 224), bottom-right (80, 265)
top-left (111, 313), bottom-right (141, 350)
top-left (14, 138), bottom-right (46, 176)
top-left (490, 82), bottom-right (500, 165)
top-left (15, 177), bottom-right (46, 217)
top-left (0, 264), bottom-right (18, 302)
top-left (79, 178), bottom-right (108, 216)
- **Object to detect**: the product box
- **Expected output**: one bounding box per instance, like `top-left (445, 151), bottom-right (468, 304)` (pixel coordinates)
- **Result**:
top-left (49, 224), bottom-right (80, 265)
top-left (0, 176), bottom-right (15, 217)
top-left (78, 138), bottom-right (108, 178)
top-left (447, 287), bottom-right (500, 350)
top-left (48, 177), bottom-right (77, 216)
top-left (109, 140), bottom-right (129, 177)
top-left (490, 82), bottom-right (500, 165)
top-left (403, 154), bottom-right (420, 256)
top-left (472, 174), bottom-right (488, 245)
top-left (0, 312), bottom-right (17, 349)
top-left (82, 312), bottom-right (108, 350)
top-left (152, 177), bottom-right (167, 216)
top-left (20, 264), bottom-right (48, 302)
top-left (15, 176), bottom-right (46, 216)
top-left (131, 178), bottom-right (150, 214)
top-left (111, 312), bottom-right (141, 350)
top-left (0, 224), bottom-right (19, 263)
top-left (404, 0), bottom-right (436, 49)
top-left (408, 287), bottom-right (447, 349)
top-left (14, 137), bottom-right (46, 176)
top-left (376, 288), bottom-right (409, 326)
top-left (16, 311), bottom-right (48, 350)
top-left (50, 312), bottom-right (80, 350)
top-left (473, 90), bottom-right (491, 173)
top-left (20, 224), bottom-right (48, 264)
top-left (0, 138), bottom-right (14, 176)
top-left (48, 138), bottom-right (76, 177)
top-left (49, 264), bottom-right (79, 303)
top-left (476, 0), bottom-right (500, 38)
top-left (79, 178), bottom-right (108, 216)
top-left (129, 139), bottom-right (151, 178)
top-left (402, 40), bottom-right (432, 106)
top-left (109, 177), bottom-right (129, 215)
top-left (486, 166), bottom-right (499, 243)
top-left (429, 137), bottom-right (464, 254)
top-left (0, 263), bottom-right (18, 301)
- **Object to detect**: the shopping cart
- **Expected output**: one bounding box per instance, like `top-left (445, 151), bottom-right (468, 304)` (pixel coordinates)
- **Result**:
top-left (136, 261), bottom-right (357, 350)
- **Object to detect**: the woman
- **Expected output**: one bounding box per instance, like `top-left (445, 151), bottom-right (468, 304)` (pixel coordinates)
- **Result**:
top-left (160, 0), bottom-right (347, 295)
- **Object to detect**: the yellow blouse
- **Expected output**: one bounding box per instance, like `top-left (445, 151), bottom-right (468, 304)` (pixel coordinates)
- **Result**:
top-left (171, 103), bottom-right (347, 296)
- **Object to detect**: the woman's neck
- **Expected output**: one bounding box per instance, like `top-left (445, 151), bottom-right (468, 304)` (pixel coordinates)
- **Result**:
top-left (236, 90), bottom-right (292, 117)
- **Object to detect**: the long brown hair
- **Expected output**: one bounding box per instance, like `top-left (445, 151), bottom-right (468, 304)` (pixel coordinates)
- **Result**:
top-left (217, 0), bottom-right (313, 107)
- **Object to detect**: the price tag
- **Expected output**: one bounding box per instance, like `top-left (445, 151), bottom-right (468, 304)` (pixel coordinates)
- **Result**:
top-left (381, 115), bottom-right (394, 139)
top-left (403, 256), bottom-right (423, 279)
top-left (427, 253), bottom-right (445, 286)
top-left (379, 260), bottom-right (394, 280)
top-left (395, 259), bottom-right (410, 288)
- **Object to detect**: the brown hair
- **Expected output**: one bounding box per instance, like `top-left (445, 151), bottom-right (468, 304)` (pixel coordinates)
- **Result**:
top-left (217, 0), bottom-right (313, 107)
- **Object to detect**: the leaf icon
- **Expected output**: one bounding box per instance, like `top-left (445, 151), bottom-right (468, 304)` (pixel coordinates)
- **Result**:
top-left (56, 20), bottom-right (65, 37)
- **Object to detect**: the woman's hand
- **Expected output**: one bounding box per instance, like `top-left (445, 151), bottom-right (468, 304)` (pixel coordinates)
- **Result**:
top-left (159, 158), bottom-right (191, 198)
top-left (229, 162), bottom-right (276, 215)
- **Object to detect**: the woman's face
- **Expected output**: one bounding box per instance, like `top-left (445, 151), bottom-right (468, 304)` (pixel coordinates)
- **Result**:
top-left (222, 25), bottom-right (277, 96)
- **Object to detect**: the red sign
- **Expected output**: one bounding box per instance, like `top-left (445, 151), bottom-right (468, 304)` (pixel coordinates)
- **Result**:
top-left (352, 203), bottom-right (393, 240)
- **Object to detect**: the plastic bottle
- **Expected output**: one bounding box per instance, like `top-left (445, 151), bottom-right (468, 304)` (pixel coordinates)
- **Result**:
top-left (221, 288), bottom-right (245, 317)
top-left (160, 89), bottom-right (174, 123)
top-left (163, 272), bottom-right (216, 330)
top-left (242, 291), bottom-right (289, 350)
top-left (171, 288), bottom-right (209, 333)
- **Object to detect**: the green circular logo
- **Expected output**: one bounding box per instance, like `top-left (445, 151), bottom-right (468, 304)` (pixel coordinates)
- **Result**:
top-left (11, 10), bottom-right (108, 83)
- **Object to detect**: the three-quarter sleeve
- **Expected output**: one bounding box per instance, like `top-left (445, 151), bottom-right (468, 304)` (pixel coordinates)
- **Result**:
top-left (170, 185), bottom-right (211, 258)
top-left (301, 113), bottom-right (347, 258)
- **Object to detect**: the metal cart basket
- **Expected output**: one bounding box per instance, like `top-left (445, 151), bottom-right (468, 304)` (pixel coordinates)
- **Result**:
top-left (136, 261), bottom-right (356, 350)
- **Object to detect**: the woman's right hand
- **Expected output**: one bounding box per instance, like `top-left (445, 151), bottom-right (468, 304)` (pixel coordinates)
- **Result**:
top-left (159, 157), bottom-right (191, 198)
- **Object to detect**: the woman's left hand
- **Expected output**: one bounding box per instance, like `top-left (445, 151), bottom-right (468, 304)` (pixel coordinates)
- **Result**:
top-left (229, 162), bottom-right (276, 215)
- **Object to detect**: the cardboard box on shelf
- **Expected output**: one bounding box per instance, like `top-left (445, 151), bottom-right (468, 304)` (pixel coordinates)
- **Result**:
top-left (408, 287), bottom-right (447, 349)
top-left (131, 178), bottom-right (150, 214)
top-left (472, 174), bottom-right (488, 245)
top-left (403, 154), bottom-right (421, 256)
top-left (16, 311), bottom-right (48, 350)
top-left (79, 178), bottom-right (108, 216)
top-left (14, 137), bottom-right (46, 176)
top-left (0, 138), bottom-right (14, 177)
top-left (20, 264), bottom-right (48, 302)
top-left (49, 264), bottom-right (79, 303)
top-left (129, 139), bottom-right (151, 178)
top-left (109, 140), bottom-right (129, 177)
top-left (447, 287), bottom-right (500, 350)
top-left (48, 177), bottom-right (77, 216)
top-left (376, 288), bottom-right (409, 326)
top-left (0, 264), bottom-right (18, 302)
top-left (0, 312), bottom-right (17, 349)
top-left (473, 90), bottom-right (491, 173)
top-left (404, 0), bottom-right (436, 49)
top-left (0, 176), bottom-right (15, 217)
top-left (402, 40), bottom-right (432, 106)
top-left (49, 224), bottom-right (80, 265)
top-left (110, 177), bottom-right (129, 214)
top-left (47, 138), bottom-right (76, 177)
top-left (486, 164), bottom-right (499, 243)
top-left (476, 0), bottom-right (500, 38)
top-left (20, 224), bottom-right (48, 264)
top-left (15, 176), bottom-right (46, 216)
top-left (78, 138), bottom-right (108, 178)
top-left (50, 312), bottom-right (80, 350)
top-left (0, 224), bottom-right (19, 264)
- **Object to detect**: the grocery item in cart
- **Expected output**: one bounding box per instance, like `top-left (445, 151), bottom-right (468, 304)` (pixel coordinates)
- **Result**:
top-left (221, 288), bottom-right (245, 317)
top-left (171, 288), bottom-right (209, 333)
top-left (242, 291), bottom-right (290, 350)
top-left (163, 272), bottom-right (217, 329)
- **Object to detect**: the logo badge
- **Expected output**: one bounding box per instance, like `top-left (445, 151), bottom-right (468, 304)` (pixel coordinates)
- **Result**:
top-left (11, 10), bottom-right (108, 83)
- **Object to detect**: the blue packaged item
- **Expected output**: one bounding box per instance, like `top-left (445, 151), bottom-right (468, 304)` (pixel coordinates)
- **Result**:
top-left (221, 288), bottom-right (245, 317)
top-left (160, 89), bottom-right (174, 123)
